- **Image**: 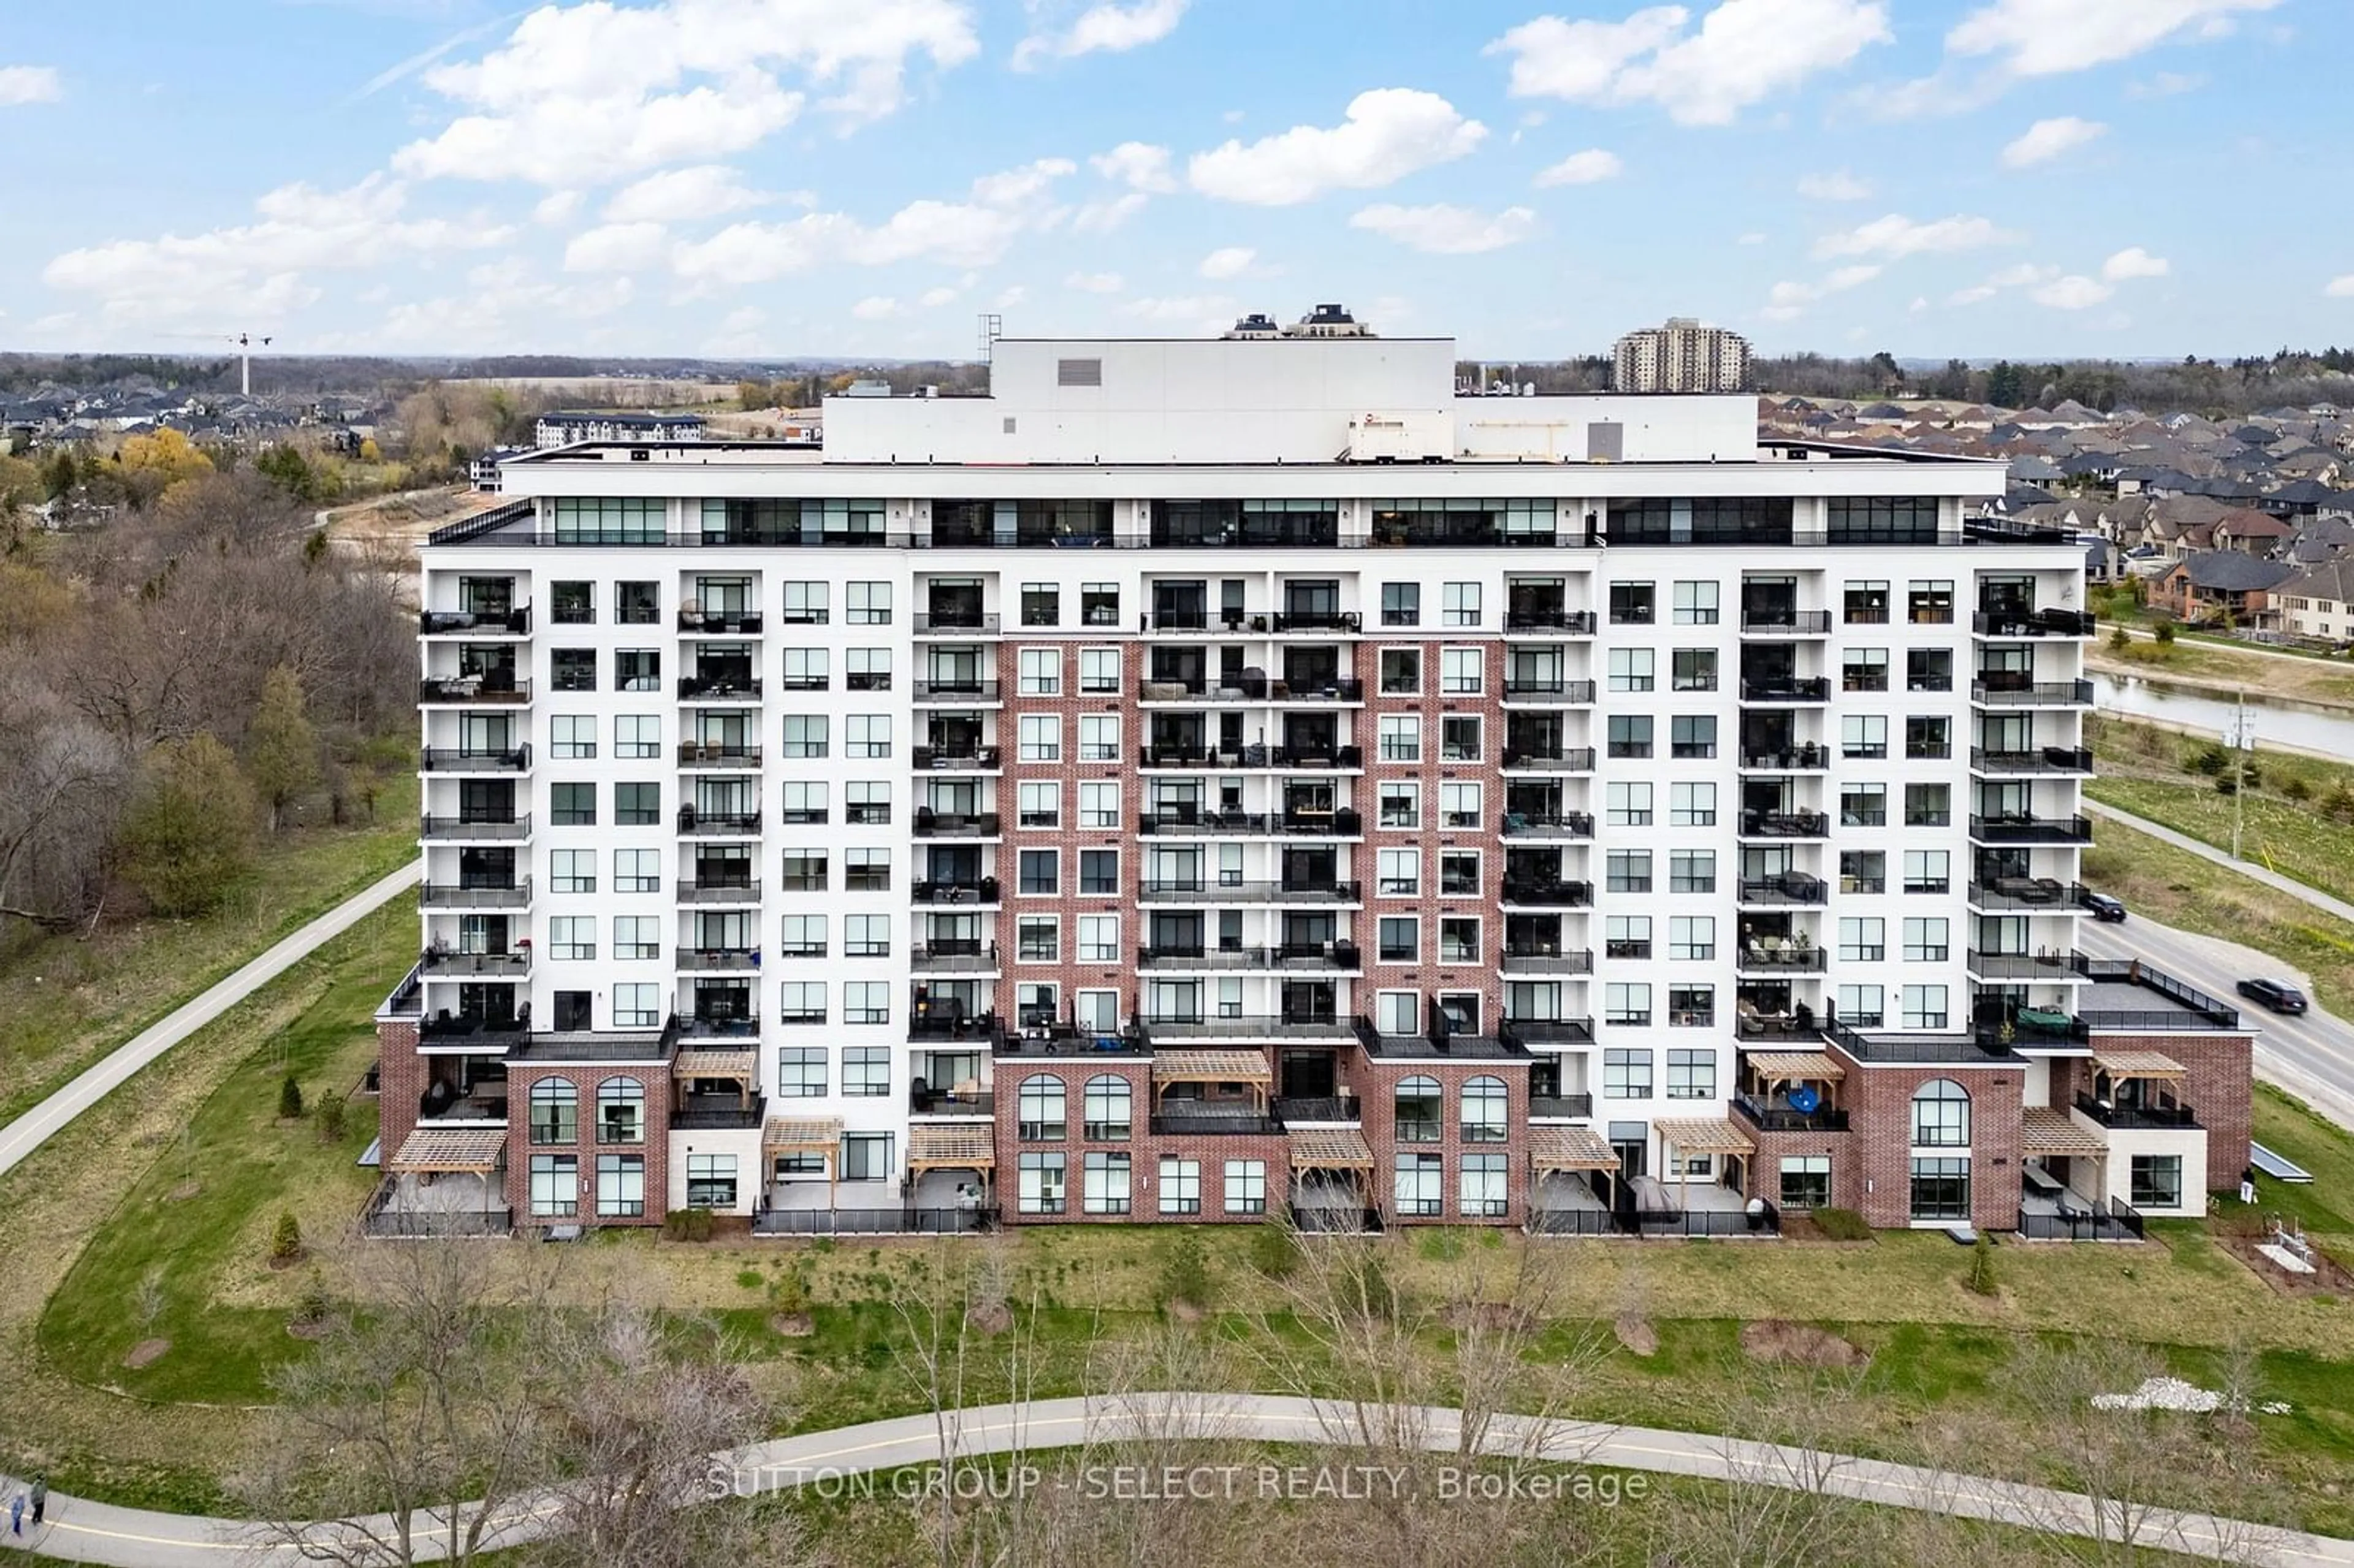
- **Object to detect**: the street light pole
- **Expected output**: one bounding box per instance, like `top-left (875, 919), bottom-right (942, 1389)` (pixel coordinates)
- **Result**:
top-left (2230, 686), bottom-right (2251, 861)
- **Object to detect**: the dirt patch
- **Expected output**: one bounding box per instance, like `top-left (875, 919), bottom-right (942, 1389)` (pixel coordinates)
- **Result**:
top-left (768, 1312), bottom-right (815, 1338)
top-left (122, 1339), bottom-right (170, 1370)
top-left (266, 1252), bottom-right (307, 1272)
top-left (965, 1300), bottom-right (1015, 1336)
top-left (162, 1181), bottom-right (201, 1203)
top-left (2214, 1231), bottom-right (2354, 1297)
top-left (1740, 1320), bottom-right (1867, 1368)
top-left (286, 1319), bottom-right (330, 1341)
top-left (1445, 1301), bottom-right (1536, 1333)
top-left (1613, 1315), bottom-right (1658, 1357)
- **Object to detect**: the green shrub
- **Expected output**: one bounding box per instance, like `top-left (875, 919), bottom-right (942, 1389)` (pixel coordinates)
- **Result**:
top-left (277, 1075), bottom-right (305, 1120)
top-left (2282, 776), bottom-right (2312, 804)
top-left (2108, 625), bottom-right (2131, 652)
top-left (1157, 1231), bottom-right (1213, 1310)
top-left (1965, 1233), bottom-right (1998, 1296)
top-left (768, 1270), bottom-right (810, 1316)
top-left (1812, 1207), bottom-right (1872, 1242)
top-left (314, 1089), bottom-right (346, 1143)
top-left (2187, 745), bottom-right (2229, 777)
top-left (2154, 622), bottom-right (2176, 646)
top-left (270, 1211), bottom-right (303, 1263)
top-left (735, 1268), bottom-right (765, 1290)
top-left (661, 1208), bottom-right (715, 1242)
top-left (1249, 1220), bottom-right (1299, 1280)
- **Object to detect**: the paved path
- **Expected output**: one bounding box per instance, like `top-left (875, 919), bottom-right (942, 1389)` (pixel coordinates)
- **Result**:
top-left (2084, 799), bottom-right (2354, 925)
top-left (0, 861), bottom-right (421, 1181)
top-left (3, 1393), bottom-right (2345, 1566)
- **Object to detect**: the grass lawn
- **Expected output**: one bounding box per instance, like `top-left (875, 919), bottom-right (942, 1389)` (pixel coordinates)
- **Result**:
top-left (2080, 816), bottom-right (2354, 1021)
top-left (0, 770), bottom-right (418, 1128)
top-left (2087, 625), bottom-right (2354, 707)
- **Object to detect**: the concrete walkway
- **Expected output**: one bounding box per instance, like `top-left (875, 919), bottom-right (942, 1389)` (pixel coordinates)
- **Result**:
top-left (2084, 799), bottom-right (2354, 925)
top-left (0, 861), bottom-right (421, 1181)
top-left (4, 1393), bottom-right (2345, 1566)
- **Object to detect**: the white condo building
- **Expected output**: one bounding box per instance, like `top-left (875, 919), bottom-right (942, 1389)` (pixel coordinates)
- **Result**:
top-left (373, 317), bottom-right (2250, 1244)
top-left (1613, 318), bottom-right (1753, 395)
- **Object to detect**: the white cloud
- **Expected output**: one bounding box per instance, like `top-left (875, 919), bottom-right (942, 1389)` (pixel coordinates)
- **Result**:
top-left (1072, 192), bottom-right (1150, 233)
top-left (1065, 271), bottom-right (1126, 292)
top-left (2102, 246), bottom-right (2169, 281)
top-left (1814, 212), bottom-right (2016, 259)
top-left (1797, 170), bottom-right (1872, 200)
top-left (42, 173), bottom-right (512, 329)
top-left (1014, 0), bottom-right (1189, 70)
top-left (2000, 115), bottom-right (2106, 167)
top-left (533, 190), bottom-right (584, 226)
top-left (1949, 261), bottom-right (2057, 304)
top-left (920, 284), bottom-right (963, 307)
top-left (1533, 148), bottom-right (1623, 187)
top-left (851, 295), bottom-right (903, 320)
top-left (1187, 88), bottom-right (1486, 206)
top-left (564, 221), bottom-right (675, 273)
top-left (364, 258), bottom-right (636, 352)
top-left (1348, 203), bottom-right (1537, 256)
top-left (1760, 262), bottom-right (1881, 319)
top-left (2032, 273), bottom-right (2112, 310)
top-left (1089, 140), bottom-right (1178, 191)
top-left (0, 64), bottom-right (63, 105)
top-left (993, 284), bottom-right (1029, 309)
top-left (1487, 1), bottom-right (1892, 127)
top-left (1737, 230), bottom-right (1768, 245)
top-left (390, 0), bottom-right (980, 185)
top-left (1197, 246), bottom-right (1256, 280)
top-left (603, 164), bottom-right (777, 224)
top-left (2128, 70), bottom-right (2206, 96)
top-left (1946, 0), bottom-right (2282, 78)
top-left (2327, 275), bottom-right (2354, 300)
top-left (1121, 294), bottom-right (1238, 331)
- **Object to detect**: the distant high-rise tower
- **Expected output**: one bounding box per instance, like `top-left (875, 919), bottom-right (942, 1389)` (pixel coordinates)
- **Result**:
top-left (1613, 317), bottom-right (1751, 394)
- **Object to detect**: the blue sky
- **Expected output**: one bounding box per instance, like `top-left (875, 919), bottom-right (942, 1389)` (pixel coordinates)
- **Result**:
top-left (2, 0), bottom-right (2347, 362)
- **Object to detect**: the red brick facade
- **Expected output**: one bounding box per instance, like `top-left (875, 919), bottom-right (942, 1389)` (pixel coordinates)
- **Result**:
top-left (989, 1057), bottom-right (1289, 1224)
top-left (1352, 1052), bottom-right (1529, 1226)
top-left (1832, 1051), bottom-right (2027, 1230)
top-left (502, 1062), bottom-right (674, 1227)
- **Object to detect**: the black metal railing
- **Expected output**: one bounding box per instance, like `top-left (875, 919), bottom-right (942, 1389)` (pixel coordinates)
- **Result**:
top-left (1967, 878), bottom-right (2082, 910)
top-left (1973, 609), bottom-right (2097, 637)
top-left (421, 879), bottom-right (532, 908)
top-left (1969, 814), bottom-right (2094, 844)
top-left (1501, 747), bottom-right (1598, 771)
top-left (677, 744), bottom-right (762, 767)
top-left (1501, 810), bottom-right (1594, 837)
top-left (1967, 950), bottom-right (2075, 979)
top-left (1971, 679), bottom-right (2095, 706)
top-left (913, 612), bottom-right (1000, 634)
top-left (1502, 1017), bottom-right (1595, 1047)
top-left (1741, 610), bottom-right (1832, 634)
top-left (2017, 1198), bottom-right (2144, 1242)
top-left (1138, 880), bottom-right (1362, 904)
top-left (1273, 1095), bottom-right (1361, 1123)
top-left (1732, 1093), bottom-right (1849, 1132)
top-left (1739, 745), bottom-right (1829, 771)
top-left (677, 609), bottom-right (764, 633)
top-left (677, 809), bottom-right (761, 834)
top-left (1737, 946), bottom-right (1826, 973)
top-left (2070, 956), bottom-right (2241, 1027)
top-left (1501, 948), bottom-right (1594, 975)
top-left (912, 811), bottom-right (1001, 838)
top-left (1969, 747), bottom-right (2095, 774)
top-left (1151, 1113), bottom-right (1281, 1136)
top-left (677, 879), bottom-right (760, 903)
top-left (2074, 1091), bottom-right (2200, 1130)
top-left (914, 745), bottom-right (1003, 770)
top-left (1739, 810), bottom-right (1830, 838)
top-left (914, 679), bottom-right (1000, 701)
top-left (421, 745), bottom-right (531, 772)
top-left (1503, 678), bottom-right (1598, 701)
top-left (420, 813), bottom-right (532, 840)
top-left (1136, 943), bottom-right (1362, 972)
top-left (753, 1207), bottom-right (994, 1235)
top-left (1142, 1013), bottom-right (1353, 1041)
top-left (1501, 880), bottom-right (1594, 907)
top-left (1737, 875), bottom-right (1828, 906)
top-left (1504, 609), bottom-right (1598, 633)
top-left (1526, 1093), bottom-right (1594, 1119)
top-left (912, 878), bottom-right (1000, 905)
top-left (421, 605), bottom-right (531, 635)
top-left (1740, 678), bottom-right (1832, 702)
top-left (419, 950), bottom-right (531, 977)
top-left (677, 675), bottom-right (763, 700)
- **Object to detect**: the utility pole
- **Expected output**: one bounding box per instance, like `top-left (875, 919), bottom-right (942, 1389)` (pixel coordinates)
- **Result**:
top-left (2229, 686), bottom-right (2253, 860)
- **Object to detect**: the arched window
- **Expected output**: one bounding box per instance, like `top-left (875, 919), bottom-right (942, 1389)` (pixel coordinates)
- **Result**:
top-left (1395, 1075), bottom-right (1442, 1143)
top-left (528, 1079), bottom-right (577, 1146)
top-left (596, 1076), bottom-right (644, 1144)
top-left (1018, 1075), bottom-right (1067, 1141)
top-left (1083, 1074), bottom-right (1132, 1140)
top-left (1460, 1076), bottom-right (1508, 1143)
top-left (1910, 1078), bottom-right (1970, 1147)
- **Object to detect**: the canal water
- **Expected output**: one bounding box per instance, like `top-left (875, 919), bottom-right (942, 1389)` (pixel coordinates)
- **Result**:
top-left (2092, 672), bottom-right (2354, 760)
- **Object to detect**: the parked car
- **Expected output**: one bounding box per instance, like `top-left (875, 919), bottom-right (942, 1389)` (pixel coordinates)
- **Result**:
top-left (2236, 978), bottom-right (2309, 1014)
top-left (2081, 891), bottom-right (2127, 922)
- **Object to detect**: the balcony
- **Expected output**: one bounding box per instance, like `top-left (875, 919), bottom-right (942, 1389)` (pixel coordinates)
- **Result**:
top-left (419, 948), bottom-right (531, 978)
top-left (420, 879), bottom-right (531, 909)
top-left (1969, 813), bottom-right (2094, 845)
top-left (912, 877), bottom-right (1000, 905)
top-left (1138, 880), bottom-right (1363, 904)
top-left (1966, 949), bottom-right (2079, 980)
top-left (1501, 947), bottom-right (1594, 975)
top-left (672, 1090), bottom-right (766, 1131)
top-left (679, 947), bottom-right (760, 972)
top-left (677, 609), bottom-right (764, 634)
top-left (677, 809), bottom-right (761, 836)
top-left (1138, 744), bottom-right (1364, 770)
top-left (1740, 609), bottom-right (1833, 634)
top-left (1135, 943), bottom-right (1362, 973)
top-left (913, 745), bottom-right (1003, 772)
top-left (914, 679), bottom-right (1000, 703)
top-left (421, 745), bottom-right (531, 774)
top-left (677, 744), bottom-right (762, 769)
top-left (677, 879), bottom-right (760, 905)
top-left (1501, 747), bottom-right (1598, 773)
top-left (1969, 747), bottom-right (2095, 775)
top-left (1738, 810), bottom-right (1830, 839)
top-left (677, 676), bottom-right (763, 702)
top-left (904, 805), bottom-right (1003, 842)
top-left (1501, 880), bottom-right (1594, 908)
top-left (1271, 1094), bottom-right (1360, 1124)
top-left (1737, 945), bottom-right (1826, 974)
top-left (911, 941), bottom-right (999, 974)
top-left (420, 813), bottom-right (531, 842)
top-left (1501, 810), bottom-right (1594, 839)
top-left (673, 1012), bottom-right (761, 1042)
top-left (1973, 608), bottom-right (2097, 637)
top-left (417, 1085), bottom-right (508, 1122)
top-left (1142, 1013), bottom-right (1355, 1043)
top-left (419, 676), bottom-right (531, 706)
top-left (1504, 609), bottom-right (1598, 634)
top-left (1146, 609), bottom-right (1268, 634)
top-left (914, 609), bottom-right (1001, 635)
top-left (1740, 678), bottom-right (1832, 704)
top-left (1526, 1093), bottom-right (1594, 1119)
top-left (2073, 1091), bottom-right (2201, 1131)
top-left (1503, 1017), bottom-right (1595, 1048)
top-left (1967, 878), bottom-right (2086, 911)
top-left (1271, 610), bottom-right (1362, 633)
top-left (1738, 745), bottom-right (1829, 772)
top-left (1732, 1092), bottom-right (1850, 1133)
top-left (1971, 679), bottom-right (2095, 707)
top-left (1737, 874), bottom-right (1828, 907)
top-left (421, 607), bottom-right (530, 636)
top-left (1503, 677), bottom-right (1598, 702)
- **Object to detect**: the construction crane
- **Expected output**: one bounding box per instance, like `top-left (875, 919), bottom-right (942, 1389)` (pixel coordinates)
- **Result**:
top-left (160, 331), bottom-right (276, 397)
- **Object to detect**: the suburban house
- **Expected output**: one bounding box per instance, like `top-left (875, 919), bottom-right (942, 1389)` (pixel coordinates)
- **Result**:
top-left (2152, 552), bottom-right (2299, 626)
top-left (2276, 557), bottom-right (2354, 642)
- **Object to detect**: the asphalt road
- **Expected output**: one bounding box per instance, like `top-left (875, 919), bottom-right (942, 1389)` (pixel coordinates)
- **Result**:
top-left (0, 861), bottom-right (422, 1181)
top-left (6, 1393), bottom-right (2347, 1566)
top-left (2078, 916), bottom-right (2354, 1132)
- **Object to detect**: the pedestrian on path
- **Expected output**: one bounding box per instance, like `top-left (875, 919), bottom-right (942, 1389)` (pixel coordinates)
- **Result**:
top-left (29, 1477), bottom-right (45, 1525)
top-left (9, 1491), bottom-right (23, 1535)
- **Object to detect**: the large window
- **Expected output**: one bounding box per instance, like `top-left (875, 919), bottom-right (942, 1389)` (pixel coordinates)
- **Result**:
top-left (1667, 1048), bottom-right (1716, 1098)
top-left (1224, 1159), bottom-right (1268, 1215)
top-left (1460, 1154), bottom-right (1507, 1217)
top-left (528, 1079), bottom-right (577, 1144)
top-left (554, 497), bottom-right (664, 544)
top-left (1083, 1075), bottom-right (1132, 1140)
top-left (1780, 1155), bottom-right (1830, 1211)
top-left (529, 1155), bottom-right (577, 1217)
top-left (1910, 1079), bottom-right (1970, 1147)
top-left (1605, 983), bottom-right (1651, 1027)
top-left (596, 1077), bottom-right (644, 1144)
top-left (595, 1153), bottom-right (646, 1217)
top-left (1909, 1157), bottom-right (1970, 1222)
top-left (776, 1046), bottom-right (828, 1096)
top-left (1602, 1048), bottom-right (1652, 1098)
top-left (686, 1153), bottom-right (737, 1209)
top-left (1460, 1076), bottom-right (1507, 1143)
top-left (1083, 1151), bottom-right (1132, 1214)
top-left (1901, 984), bottom-right (1949, 1030)
top-left (2130, 1154), bottom-right (2183, 1210)
top-left (1019, 1075), bottom-right (1067, 1141)
top-left (1018, 1152), bottom-right (1067, 1214)
top-left (1672, 580), bottom-right (1719, 625)
top-left (844, 1046), bottom-right (891, 1097)
top-left (1394, 1075), bottom-right (1442, 1143)
top-left (1395, 1152), bottom-right (1444, 1216)
top-left (1159, 1157), bottom-right (1202, 1215)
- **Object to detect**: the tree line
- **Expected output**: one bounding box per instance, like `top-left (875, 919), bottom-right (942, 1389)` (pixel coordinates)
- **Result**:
top-left (1758, 348), bottom-right (2354, 416)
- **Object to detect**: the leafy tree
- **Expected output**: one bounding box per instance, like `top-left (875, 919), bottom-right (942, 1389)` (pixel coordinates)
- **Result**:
top-left (2154, 622), bottom-right (2176, 647)
top-left (357, 437), bottom-right (381, 463)
top-left (316, 1088), bottom-right (347, 1143)
top-left (255, 444), bottom-right (321, 502)
top-left (115, 428), bottom-right (216, 491)
top-left (1986, 360), bottom-right (2026, 409)
top-left (279, 1073), bottom-right (305, 1119)
top-left (271, 1211), bottom-right (304, 1263)
top-left (41, 448), bottom-right (78, 500)
top-left (245, 664), bottom-right (321, 832)
top-left (118, 733), bottom-right (257, 916)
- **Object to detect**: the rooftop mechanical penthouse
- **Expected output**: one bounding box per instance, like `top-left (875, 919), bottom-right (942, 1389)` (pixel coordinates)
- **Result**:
top-left (370, 317), bottom-right (2251, 1241)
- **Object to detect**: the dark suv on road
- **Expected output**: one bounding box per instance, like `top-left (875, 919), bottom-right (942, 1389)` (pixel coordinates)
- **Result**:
top-left (2236, 978), bottom-right (2308, 1014)
top-left (2081, 891), bottom-right (2127, 922)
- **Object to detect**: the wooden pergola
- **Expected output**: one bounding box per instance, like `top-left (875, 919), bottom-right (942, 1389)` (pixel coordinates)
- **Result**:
top-left (907, 1124), bottom-right (994, 1206)
top-left (1149, 1048), bottom-right (1271, 1114)
top-left (2021, 1106), bottom-right (2108, 1158)
top-left (2090, 1048), bottom-right (2188, 1119)
top-left (673, 1048), bottom-right (758, 1108)
top-left (1653, 1116), bottom-right (1757, 1209)
top-left (763, 1116), bottom-right (843, 1200)
top-left (1287, 1126), bottom-right (1374, 1207)
top-left (1528, 1124), bottom-right (1618, 1174)
top-left (388, 1126), bottom-right (506, 1174)
top-left (1742, 1049), bottom-right (1845, 1112)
